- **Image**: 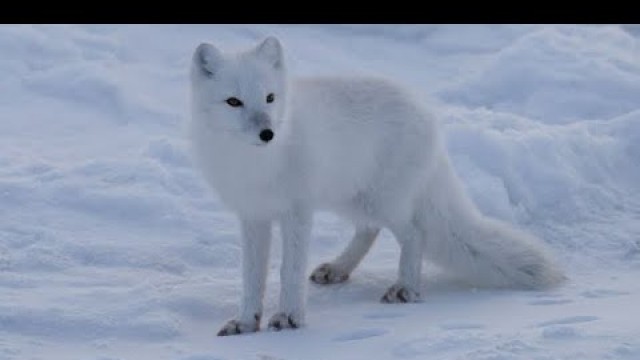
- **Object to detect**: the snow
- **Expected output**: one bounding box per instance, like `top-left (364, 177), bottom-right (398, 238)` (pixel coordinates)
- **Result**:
top-left (1, 24), bottom-right (639, 359)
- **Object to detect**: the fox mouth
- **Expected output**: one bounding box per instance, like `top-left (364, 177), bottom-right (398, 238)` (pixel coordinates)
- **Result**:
top-left (251, 141), bottom-right (269, 147)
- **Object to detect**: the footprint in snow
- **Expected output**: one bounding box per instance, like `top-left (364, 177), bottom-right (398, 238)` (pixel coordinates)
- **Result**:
top-left (611, 342), bottom-right (640, 358)
top-left (541, 326), bottom-right (581, 339)
top-left (438, 321), bottom-right (486, 330)
top-left (332, 328), bottom-right (388, 342)
top-left (362, 312), bottom-right (406, 320)
top-left (392, 334), bottom-right (485, 358)
top-left (580, 289), bottom-right (629, 299)
top-left (527, 298), bottom-right (573, 306)
top-left (537, 315), bottom-right (599, 327)
top-left (180, 355), bottom-right (226, 360)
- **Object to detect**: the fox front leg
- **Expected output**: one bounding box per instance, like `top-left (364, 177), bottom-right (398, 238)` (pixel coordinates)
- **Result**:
top-left (268, 206), bottom-right (312, 331)
top-left (218, 218), bottom-right (271, 336)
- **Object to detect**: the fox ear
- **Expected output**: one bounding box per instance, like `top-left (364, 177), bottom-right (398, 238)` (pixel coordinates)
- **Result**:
top-left (253, 36), bottom-right (284, 69)
top-left (193, 43), bottom-right (222, 77)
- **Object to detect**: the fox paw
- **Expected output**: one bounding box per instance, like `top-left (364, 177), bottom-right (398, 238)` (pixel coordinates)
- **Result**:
top-left (217, 315), bottom-right (260, 336)
top-left (268, 312), bottom-right (302, 331)
top-left (310, 263), bottom-right (349, 284)
top-left (381, 284), bottom-right (420, 303)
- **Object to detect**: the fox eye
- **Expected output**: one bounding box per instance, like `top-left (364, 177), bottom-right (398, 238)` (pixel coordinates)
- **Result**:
top-left (226, 97), bottom-right (243, 107)
top-left (266, 93), bottom-right (275, 103)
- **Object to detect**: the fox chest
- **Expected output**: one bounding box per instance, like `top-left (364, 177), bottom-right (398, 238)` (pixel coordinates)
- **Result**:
top-left (205, 157), bottom-right (291, 217)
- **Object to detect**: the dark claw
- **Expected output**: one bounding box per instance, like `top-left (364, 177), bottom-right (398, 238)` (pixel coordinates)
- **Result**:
top-left (217, 322), bottom-right (240, 336)
top-left (217, 316), bottom-right (260, 336)
top-left (381, 285), bottom-right (419, 303)
top-left (382, 291), bottom-right (392, 303)
top-left (310, 263), bottom-right (350, 284)
top-left (268, 313), bottom-right (300, 331)
top-left (397, 289), bottom-right (408, 303)
top-left (287, 316), bottom-right (298, 329)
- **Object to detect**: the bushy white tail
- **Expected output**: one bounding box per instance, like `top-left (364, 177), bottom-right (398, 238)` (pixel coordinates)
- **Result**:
top-left (421, 157), bottom-right (566, 289)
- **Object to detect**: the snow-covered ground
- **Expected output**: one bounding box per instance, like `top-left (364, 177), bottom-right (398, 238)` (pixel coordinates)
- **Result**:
top-left (1, 24), bottom-right (639, 360)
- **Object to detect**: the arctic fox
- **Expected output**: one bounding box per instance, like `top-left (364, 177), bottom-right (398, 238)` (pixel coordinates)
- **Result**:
top-left (189, 37), bottom-right (565, 336)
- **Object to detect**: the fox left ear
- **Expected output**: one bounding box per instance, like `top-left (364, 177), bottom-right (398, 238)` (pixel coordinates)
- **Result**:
top-left (253, 36), bottom-right (284, 69)
top-left (193, 42), bottom-right (223, 78)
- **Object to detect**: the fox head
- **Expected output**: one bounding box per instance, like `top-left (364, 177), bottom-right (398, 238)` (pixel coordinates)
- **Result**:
top-left (190, 37), bottom-right (289, 147)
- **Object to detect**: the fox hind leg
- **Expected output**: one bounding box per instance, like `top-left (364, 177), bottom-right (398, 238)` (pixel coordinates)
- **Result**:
top-left (382, 219), bottom-right (423, 303)
top-left (310, 226), bottom-right (380, 284)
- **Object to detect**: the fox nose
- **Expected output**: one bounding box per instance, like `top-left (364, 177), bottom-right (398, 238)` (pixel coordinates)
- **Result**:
top-left (259, 129), bottom-right (274, 143)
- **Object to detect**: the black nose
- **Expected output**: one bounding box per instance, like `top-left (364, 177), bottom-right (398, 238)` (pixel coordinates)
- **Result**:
top-left (259, 129), bottom-right (274, 143)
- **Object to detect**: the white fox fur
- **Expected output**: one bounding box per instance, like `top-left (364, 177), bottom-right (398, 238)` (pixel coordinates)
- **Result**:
top-left (188, 37), bottom-right (565, 336)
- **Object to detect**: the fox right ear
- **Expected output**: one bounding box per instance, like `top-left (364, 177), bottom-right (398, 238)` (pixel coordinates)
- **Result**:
top-left (253, 36), bottom-right (284, 69)
top-left (193, 43), bottom-right (222, 77)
